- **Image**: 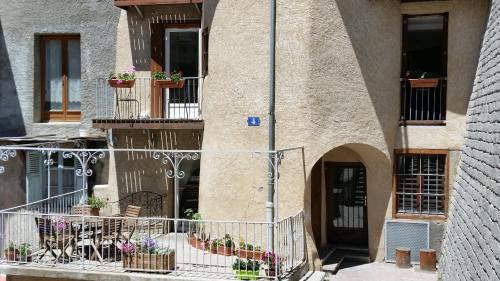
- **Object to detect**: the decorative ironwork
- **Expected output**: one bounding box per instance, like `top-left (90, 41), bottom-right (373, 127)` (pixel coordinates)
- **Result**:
top-left (250, 151), bottom-right (284, 181)
top-left (108, 191), bottom-right (166, 217)
top-left (152, 151), bottom-right (200, 179)
top-left (0, 149), bottom-right (16, 174)
top-left (62, 150), bottom-right (106, 177)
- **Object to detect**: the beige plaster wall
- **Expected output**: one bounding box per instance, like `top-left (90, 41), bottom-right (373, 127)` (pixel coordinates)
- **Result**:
top-left (109, 0), bottom-right (487, 269)
top-left (97, 129), bottom-right (202, 217)
top-left (195, 0), bottom-right (488, 268)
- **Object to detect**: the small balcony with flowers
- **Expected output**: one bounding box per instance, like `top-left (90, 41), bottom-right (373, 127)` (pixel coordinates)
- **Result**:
top-left (92, 66), bottom-right (204, 130)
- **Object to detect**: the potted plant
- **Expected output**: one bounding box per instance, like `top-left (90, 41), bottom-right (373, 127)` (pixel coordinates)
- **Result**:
top-left (262, 250), bottom-right (282, 277)
top-left (184, 209), bottom-right (206, 250)
top-left (233, 258), bottom-right (261, 280)
top-left (87, 196), bottom-right (106, 216)
top-left (211, 234), bottom-right (235, 256)
top-left (121, 236), bottom-right (175, 273)
top-left (4, 241), bottom-right (18, 261)
top-left (19, 243), bottom-right (32, 263)
top-left (406, 70), bottom-right (440, 88)
top-left (108, 66), bottom-right (136, 88)
top-left (152, 70), bottom-right (185, 89)
top-left (236, 241), bottom-right (263, 260)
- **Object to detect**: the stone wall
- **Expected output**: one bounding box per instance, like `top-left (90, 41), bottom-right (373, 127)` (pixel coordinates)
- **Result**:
top-left (439, 1), bottom-right (500, 280)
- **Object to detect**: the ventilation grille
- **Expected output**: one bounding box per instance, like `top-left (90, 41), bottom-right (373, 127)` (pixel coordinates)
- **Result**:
top-left (385, 219), bottom-right (429, 264)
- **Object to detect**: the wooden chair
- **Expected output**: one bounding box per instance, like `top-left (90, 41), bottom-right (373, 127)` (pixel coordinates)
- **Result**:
top-left (93, 217), bottom-right (122, 262)
top-left (35, 217), bottom-right (76, 263)
top-left (121, 205), bottom-right (141, 241)
top-left (72, 204), bottom-right (92, 215)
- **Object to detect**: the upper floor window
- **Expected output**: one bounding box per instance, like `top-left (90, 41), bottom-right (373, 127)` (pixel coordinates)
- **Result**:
top-left (400, 14), bottom-right (448, 124)
top-left (394, 150), bottom-right (448, 218)
top-left (41, 35), bottom-right (81, 121)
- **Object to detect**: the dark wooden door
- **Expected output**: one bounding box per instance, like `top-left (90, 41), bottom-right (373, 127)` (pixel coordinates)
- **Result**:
top-left (326, 163), bottom-right (368, 246)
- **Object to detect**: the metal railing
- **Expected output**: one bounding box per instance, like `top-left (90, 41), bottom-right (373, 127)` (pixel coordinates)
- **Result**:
top-left (2, 189), bottom-right (87, 214)
top-left (95, 77), bottom-right (203, 121)
top-left (0, 211), bottom-right (305, 280)
top-left (400, 77), bottom-right (447, 122)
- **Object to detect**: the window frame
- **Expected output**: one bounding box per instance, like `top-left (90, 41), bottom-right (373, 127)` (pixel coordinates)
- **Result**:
top-left (400, 13), bottom-right (449, 125)
top-left (40, 34), bottom-right (81, 122)
top-left (392, 149), bottom-right (449, 220)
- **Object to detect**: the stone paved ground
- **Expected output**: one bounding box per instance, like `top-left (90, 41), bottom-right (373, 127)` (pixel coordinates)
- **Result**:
top-left (324, 262), bottom-right (437, 281)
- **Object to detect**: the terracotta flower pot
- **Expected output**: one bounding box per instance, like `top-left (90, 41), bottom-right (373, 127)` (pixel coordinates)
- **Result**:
top-left (90, 208), bottom-right (100, 216)
top-left (409, 78), bottom-right (439, 88)
top-left (212, 245), bottom-right (233, 256)
top-left (155, 79), bottom-right (185, 89)
top-left (4, 250), bottom-right (18, 261)
top-left (236, 249), bottom-right (264, 260)
top-left (108, 79), bottom-right (136, 88)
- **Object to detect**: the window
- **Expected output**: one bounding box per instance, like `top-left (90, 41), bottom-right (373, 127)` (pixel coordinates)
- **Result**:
top-left (394, 150), bottom-right (448, 217)
top-left (400, 14), bottom-right (448, 124)
top-left (40, 35), bottom-right (81, 121)
top-left (26, 151), bottom-right (82, 203)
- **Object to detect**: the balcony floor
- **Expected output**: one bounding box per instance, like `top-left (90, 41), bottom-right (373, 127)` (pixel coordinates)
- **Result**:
top-left (92, 119), bottom-right (204, 130)
top-left (0, 233), bottom-right (251, 281)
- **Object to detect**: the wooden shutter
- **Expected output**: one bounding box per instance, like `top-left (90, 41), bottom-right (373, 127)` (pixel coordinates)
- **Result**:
top-left (202, 27), bottom-right (209, 77)
top-left (151, 23), bottom-right (164, 73)
top-left (26, 151), bottom-right (46, 203)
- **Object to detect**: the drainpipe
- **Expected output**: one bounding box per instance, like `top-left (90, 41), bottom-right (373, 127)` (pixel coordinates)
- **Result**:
top-left (267, 0), bottom-right (277, 251)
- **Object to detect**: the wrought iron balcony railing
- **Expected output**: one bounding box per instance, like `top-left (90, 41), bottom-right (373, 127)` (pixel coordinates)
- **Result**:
top-left (400, 77), bottom-right (447, 125)
top-left (95, 77), bottom-right (203, 123)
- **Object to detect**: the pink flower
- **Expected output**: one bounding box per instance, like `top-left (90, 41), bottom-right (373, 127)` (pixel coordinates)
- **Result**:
top-left (53, 216), bottom-right (69, 231)
top-left (119, 242), bottom-right (136, 255)
top-left (116, 79), bottom-right (123, 84)
top-left (125, 66), bottom-right (136, 74)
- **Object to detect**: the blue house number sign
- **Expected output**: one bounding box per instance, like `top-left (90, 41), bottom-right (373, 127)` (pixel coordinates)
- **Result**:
top-left (247, 116), bottom-right (261, 127)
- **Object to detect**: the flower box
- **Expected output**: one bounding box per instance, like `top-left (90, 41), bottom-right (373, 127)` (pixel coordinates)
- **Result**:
top-left (108, 79), bottom-right (136, 89)
top-left (409, 78), bottom-right (439, 88)
top-left (211, 245), bottom-right (233, 256)
top-left (4, 250), bottom-right (18, 261)
top-left (188, 234), bottom-right (206, 250)
top-left (235, 270), bottom-right (259, 280)
top-left (123, 252), bottom-right (175, 273)
top-left (236, 249), bottom-right (264, 260)
top-left (155, 79), bottom-right (185, 89)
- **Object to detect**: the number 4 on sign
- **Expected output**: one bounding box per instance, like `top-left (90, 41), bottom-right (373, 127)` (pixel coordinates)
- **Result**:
top-left (247, 117), bottom-right (261, 127)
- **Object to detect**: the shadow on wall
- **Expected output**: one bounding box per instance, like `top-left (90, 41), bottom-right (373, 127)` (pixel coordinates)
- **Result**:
top-left (125, 3), bottom-right (216, 72)
top-left (0, 19), bottom-right (25, 137)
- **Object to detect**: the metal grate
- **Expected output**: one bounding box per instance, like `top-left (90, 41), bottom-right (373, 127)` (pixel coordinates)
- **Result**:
top-left (385, 220), bottom-right (429, 264)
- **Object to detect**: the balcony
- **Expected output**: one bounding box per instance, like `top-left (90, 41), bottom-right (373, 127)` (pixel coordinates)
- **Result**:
top-left (0, 146), bottom-right (306, 280)
top-left (400, 77), bottom-right (447, 126)
top-left (93, 77), bottom-right (203, 130)
top-left (114, 0), bottom-right (203, 8)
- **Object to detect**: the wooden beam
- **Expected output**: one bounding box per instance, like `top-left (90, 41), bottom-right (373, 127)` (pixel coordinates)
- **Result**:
top-left (115, 0), bottom-right (203, 7)
top-left (92, 119), bottom-right (204, 130)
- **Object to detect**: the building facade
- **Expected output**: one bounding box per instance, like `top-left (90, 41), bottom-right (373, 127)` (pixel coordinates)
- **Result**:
top-left (0, 0), bottom-right (492, 278)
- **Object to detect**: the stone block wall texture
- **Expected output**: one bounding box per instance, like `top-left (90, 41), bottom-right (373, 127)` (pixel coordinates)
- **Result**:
top-left (439, 1), bottom-right (500, 280)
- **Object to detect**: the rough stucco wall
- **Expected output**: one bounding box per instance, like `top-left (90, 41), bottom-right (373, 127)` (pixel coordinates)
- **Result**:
top-left (0, 0), bottom-right (120, 138)
top-left (439, 1), bottom-right (500, 280)
top-left (199, 0), bottom-right (487, 266)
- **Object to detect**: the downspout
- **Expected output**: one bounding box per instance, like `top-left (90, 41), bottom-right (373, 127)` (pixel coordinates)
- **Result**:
top-left (267, 0), bottom-right (277, 250)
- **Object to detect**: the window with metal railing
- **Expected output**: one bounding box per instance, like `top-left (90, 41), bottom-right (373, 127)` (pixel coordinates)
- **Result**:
top-left (400, 14), bottom-right (448, 124)
top-left (394, 150), bottom-right (448, 217)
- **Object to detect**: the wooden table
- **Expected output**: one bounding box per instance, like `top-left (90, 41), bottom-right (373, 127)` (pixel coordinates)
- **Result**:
top-left (69, 217), bottom-right (104, 263)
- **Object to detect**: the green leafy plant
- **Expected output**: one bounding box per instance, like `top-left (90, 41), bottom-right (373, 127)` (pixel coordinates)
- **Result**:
top-left (151, 70), bottom-right (183, 83)
top-left (152, 71), bottom-right (168, 80)
top-left (232, 258), bottom-right (261, 271)
top-left (108, 66), bottom-right (136, 82)
top-left (212, 234), bottom-right (235, 249)
top-left (6, 241), bottom-right (17, 251)
top-left (239, 241), bottom-right (261, 251)
top-left (19, 243), bottom-right (31, 257)
top-left (87, 196), bottom-right (106, 209)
